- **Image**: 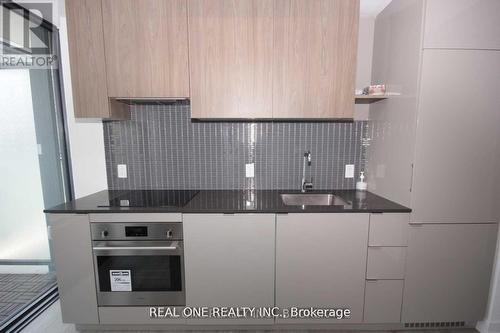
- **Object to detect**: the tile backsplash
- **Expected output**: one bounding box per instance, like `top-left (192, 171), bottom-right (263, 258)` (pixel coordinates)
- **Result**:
top-left (103, 103), bottom-right (369, 190)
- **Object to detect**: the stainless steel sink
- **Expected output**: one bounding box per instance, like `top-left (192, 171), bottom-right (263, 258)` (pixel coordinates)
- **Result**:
top-left (280, 193), bottom-right (350, 206)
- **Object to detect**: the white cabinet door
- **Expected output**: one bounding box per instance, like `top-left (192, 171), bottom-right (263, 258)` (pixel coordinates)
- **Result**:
top-left (411, 50), bottom-right (500, 223)
top-left (366, 247), bottom-right (406, 279)
top-left (402, 223), bottom-right (498, 322)
top-left (369, 213), bottom-right (409, 246)
top-left (424, 0), bottom-right (500, 49)
top-left (49, 214), bottom-right (98, 324)
top-left (276, 213), bottom-right (369, 323)
top-left (183, 214), bottom-right (275, 324)
top-left (364, 280), bottom-right (404, 323)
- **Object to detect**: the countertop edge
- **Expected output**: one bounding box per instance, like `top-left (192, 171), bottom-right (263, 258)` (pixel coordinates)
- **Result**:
top-left (43, 190), bottom-right (412, 214)
top-left (44, 209), bottom-right (412, 214)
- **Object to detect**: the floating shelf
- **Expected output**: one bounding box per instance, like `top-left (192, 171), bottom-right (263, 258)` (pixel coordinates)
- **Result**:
top-left (354, 95), bottom-right (388, 104)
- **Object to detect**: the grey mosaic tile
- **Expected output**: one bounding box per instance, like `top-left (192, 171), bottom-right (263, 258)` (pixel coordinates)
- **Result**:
top-left (103, 104), bottom-right (369, 190)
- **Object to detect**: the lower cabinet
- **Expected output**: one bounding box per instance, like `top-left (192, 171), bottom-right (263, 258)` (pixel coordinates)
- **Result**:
top-left (275, 213), bottom-right (369, 323)
top-left (364, 280), bottom-right (404, 323)
top-left (49, 214), bottom-right (99, 324)
top-left (363, 213), bottom-right (408, 323)
top-left (402, 223), bottom-right (498, 323)
top-left (366, 246), bottom-right (406, 279)
top-left (183, 214), bottom-right (275, 324)
top-left (99, 307), bottom-right (186, 325)
top-left (49, 212), bottom-right (497, 328)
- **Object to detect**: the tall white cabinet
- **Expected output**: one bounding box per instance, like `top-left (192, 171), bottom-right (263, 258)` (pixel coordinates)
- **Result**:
top-left (368, 0), bottom-right (500, 223)
top-left (423, 0), bottom-right (500, 50)
top-left (367, 0), bottom-right (500, 325)
top-left (411, 50), bottom-right (500, 223)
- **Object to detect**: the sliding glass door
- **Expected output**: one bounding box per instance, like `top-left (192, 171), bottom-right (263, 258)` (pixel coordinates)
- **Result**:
top-left (0, 2), bottom-right (71, 329)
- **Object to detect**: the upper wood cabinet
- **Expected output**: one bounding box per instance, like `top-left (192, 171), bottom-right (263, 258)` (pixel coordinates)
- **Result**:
top-left (187, 0), bottom-right (274, 118)
top-left (102, 0), bottom-right (190, 98)
top-left (66, 0), bottom-right (359, 119)
top-left (188, 0), bottom-right (359, 119)
top-left (65, 0), bottom-right (188, 119)
top-left (66, 0), bottom-right (127, 119)
top-left (273, 0), bottom-right (359, 119)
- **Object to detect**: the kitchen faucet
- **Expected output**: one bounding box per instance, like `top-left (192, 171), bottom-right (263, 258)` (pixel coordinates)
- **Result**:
top-left (301, 151), bottom-right (313, 192)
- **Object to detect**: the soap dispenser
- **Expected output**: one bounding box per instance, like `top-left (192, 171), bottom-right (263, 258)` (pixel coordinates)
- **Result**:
top-left (356, 171), bottom-right (368, 191)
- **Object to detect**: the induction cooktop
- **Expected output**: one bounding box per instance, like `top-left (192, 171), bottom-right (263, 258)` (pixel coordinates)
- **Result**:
top-left (98, 190), bottom-right (199, 208)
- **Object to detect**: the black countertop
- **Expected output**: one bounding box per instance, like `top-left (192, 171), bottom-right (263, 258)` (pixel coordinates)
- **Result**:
top-left (45, 189), bottom-right (411, 214)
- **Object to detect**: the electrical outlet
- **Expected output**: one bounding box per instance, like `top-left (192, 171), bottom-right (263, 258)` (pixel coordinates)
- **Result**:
top-left (345, 164), bottom-right (355, 178)
top-left (120, 199), bottom-right (130, 207)
top-left (117, 164), bottom-right (127, 178)
top-left (246, 163), bottom-right (255, 178)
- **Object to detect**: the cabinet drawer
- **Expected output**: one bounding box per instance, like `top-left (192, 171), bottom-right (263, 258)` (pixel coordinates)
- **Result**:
top-left (89, 213), bottom-right (182, 223)
top-left (364, 280), bottom-right (403, 323)
top-left (369, 213), bottom-right (409, 246)
top-left (367, 247), bottom-right (406, 279)
top-left (99, 307), bottom-right (186, 324)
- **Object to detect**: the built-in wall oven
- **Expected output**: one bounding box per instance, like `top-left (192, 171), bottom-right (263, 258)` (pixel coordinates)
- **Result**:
top-left (91, 222), bottom-right (185, 306)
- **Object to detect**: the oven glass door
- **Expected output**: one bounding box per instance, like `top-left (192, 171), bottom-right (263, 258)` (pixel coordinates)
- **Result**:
top-left (93, 241), bottom-right (185, 306)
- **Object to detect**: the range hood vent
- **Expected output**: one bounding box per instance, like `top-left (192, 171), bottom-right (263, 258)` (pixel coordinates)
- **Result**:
top-left (113, 98), bottom-right (189, 106)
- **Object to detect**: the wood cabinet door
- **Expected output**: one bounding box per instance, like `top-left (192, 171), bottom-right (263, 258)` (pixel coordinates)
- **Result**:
top-left (276, 213), bottom-right (369, 323)
top-left (102, 0), bottom-right (189, 98)
top-left (183, 214), bottom-right (275, 324)
top-left (188, 0), bottom-right (274, 118)
top-left (65, 0), bottom-right (111, 118)
top-left (402, 223), bottom-right (498, 322)
top-left (273, 0), bottom-right (359, 119)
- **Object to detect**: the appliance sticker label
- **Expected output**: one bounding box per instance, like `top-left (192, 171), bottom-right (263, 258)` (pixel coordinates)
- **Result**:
top-left (110, 270), bottom-right (132, 291)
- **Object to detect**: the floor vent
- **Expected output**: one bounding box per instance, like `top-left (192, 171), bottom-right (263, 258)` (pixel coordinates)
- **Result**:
top-left (404, 321), bottom-right (466, 328)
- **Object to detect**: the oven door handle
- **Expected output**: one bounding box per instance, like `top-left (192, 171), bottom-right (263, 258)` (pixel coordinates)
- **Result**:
top-left (93, 245), bottom-right (177, 251)
top-left (92, 241), bottom-right (179, 252)
top-left (92, 241), bottom-right (183, 256)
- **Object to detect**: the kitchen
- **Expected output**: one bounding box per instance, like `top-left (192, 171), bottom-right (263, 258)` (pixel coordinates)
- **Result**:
top-left (0, 0), bottom-right (499, 332)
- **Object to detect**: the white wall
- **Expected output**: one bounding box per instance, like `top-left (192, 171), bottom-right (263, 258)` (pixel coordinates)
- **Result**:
top-left (354, 0), bottom-right (391, 120)
top-left (354, 16), bottom-right (375, 120)
top-left (50, 0), bottom-right (108, 198)
top-left (59, 18), bottom-right (108, 198)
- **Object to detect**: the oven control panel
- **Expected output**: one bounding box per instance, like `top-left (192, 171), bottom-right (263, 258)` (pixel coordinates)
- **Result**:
top-left (91, 222), bottom-right (183, 241)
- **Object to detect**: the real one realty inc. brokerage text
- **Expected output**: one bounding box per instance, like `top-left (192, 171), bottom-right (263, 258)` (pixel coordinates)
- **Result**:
top-left (149, 307), bottom-right (352, 320)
